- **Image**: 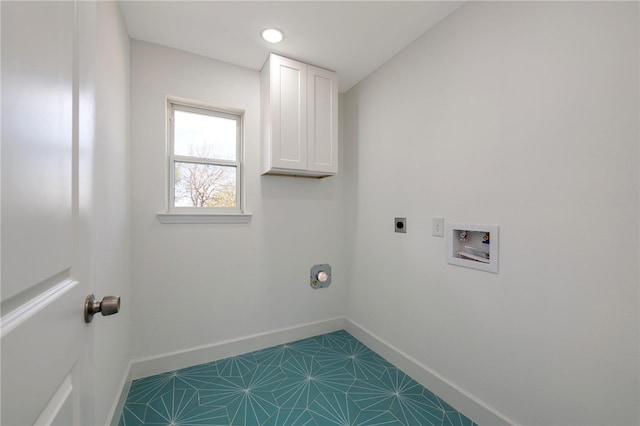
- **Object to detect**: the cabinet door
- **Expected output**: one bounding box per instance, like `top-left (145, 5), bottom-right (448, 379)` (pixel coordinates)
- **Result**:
top-left (270, 55), bottom-right (307, 170)
top-left (307, 65), bottom-right (338, 174)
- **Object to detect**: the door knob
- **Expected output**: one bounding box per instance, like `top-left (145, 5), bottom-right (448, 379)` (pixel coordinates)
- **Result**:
top-left (84, 294), bottom-right (120, 323)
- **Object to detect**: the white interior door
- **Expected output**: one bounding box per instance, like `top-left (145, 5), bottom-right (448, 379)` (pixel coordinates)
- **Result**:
top-left (2, 2), bottom-right (95, 425)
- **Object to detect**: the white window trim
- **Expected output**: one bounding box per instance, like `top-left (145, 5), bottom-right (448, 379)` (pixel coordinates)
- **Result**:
top-left (156, 212), bottom-right (251, 224)
top-left (157, 97), bottom-right (251, 224)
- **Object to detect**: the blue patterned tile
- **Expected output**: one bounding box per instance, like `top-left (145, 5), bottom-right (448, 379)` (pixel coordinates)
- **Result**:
top-left (274, 357), bottom-right (324, 408)
top-left (388, 392), bottom-right (445, 426)
top-left (350, 369), bottom-right (424, 411)
top-left (225, 389), bottom-right (279, 425)
top-left (126, 373), bottom-right (176, 403)
top-left (349, 379), bottom-right (396, 411)
top-left (438, 397), bottom-right (458, 412)
top-left (243, 363), bottom-right (287, 391)
top-left (355, 408), bottom-right (405, 425)
top-left (444, 410), bottom-right (477, 426)
top-left (144, 388), bottom-right (229, 425)
top-left (119, 331), bottom-right (479, 426)
top-left (253, 344), bottom-right (295, 366)
top-left (379, 368), bottom-right (425, 397)
top-left (307, 392), bottom-right (361, 425)
top-left (263, 408), bottom-right (317, 425)
top-left (119, 403), bottom-right (146, 426)
top-left (199, 375), bottom-right (248, 406)
top-left (173, 363), bottom-right (220, 390)
top-left (281, 354), bottom-right (323, 380)
top-left (315, 346), bottom-right (388, 380)
top-left (215, 352), bottom-right (257, 377)
top-left (314, 347), bottom-right (353, 367)
top-left (285, 337), bottom-right (324, 358)
top-left (312, 365), bottom-right (355, 393)
top-left (313, 330), bottom-right (353, 349)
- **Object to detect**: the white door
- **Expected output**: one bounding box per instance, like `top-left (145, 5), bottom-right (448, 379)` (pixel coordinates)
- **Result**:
top-left (2, 2), bottom-right (95, 425)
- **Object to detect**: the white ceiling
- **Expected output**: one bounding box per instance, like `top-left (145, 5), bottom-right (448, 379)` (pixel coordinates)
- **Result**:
top-left (118, 1), bottom-right (464, 93)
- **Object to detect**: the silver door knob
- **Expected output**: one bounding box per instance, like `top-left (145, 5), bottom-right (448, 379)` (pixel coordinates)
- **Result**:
top-left (84, 294), bottom-right (120, 323)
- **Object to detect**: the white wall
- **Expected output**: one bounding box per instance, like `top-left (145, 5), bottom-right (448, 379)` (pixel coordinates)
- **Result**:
top-left (343, 2), bottom-right (639, 426)
top-left (130, 41), bottom-right (346, 360)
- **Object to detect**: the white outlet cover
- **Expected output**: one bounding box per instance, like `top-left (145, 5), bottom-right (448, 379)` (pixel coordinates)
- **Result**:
top-left (432, 217), bottom-right (444, 237)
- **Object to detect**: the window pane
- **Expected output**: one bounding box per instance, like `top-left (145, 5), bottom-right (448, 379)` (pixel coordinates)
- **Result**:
top-left (174, 162), bottom-right (237, 208)
top-left (174, 110), bottom-right (236, 161)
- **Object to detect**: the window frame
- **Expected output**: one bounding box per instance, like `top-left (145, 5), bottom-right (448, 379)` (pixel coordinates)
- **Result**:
top-left (159, 98), bottom-right (250, 223)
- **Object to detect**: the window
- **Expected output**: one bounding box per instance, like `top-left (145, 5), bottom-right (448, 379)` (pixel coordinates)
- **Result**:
top-left (165, 100), bottom-right (246, 221)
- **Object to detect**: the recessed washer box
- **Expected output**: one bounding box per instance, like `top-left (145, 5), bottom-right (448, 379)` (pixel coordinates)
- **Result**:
top-left (446, 223), bottom-right (498, 273)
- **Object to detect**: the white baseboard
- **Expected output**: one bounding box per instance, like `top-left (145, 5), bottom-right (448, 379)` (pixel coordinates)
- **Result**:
top-left (344, 318), bottom-right (516, 426)
top-left (129, 317), bottom-right (345, 380)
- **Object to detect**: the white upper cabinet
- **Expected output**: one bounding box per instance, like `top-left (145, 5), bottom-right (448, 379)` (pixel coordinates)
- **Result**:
top-left (261, 54), bottom-right (338, 177)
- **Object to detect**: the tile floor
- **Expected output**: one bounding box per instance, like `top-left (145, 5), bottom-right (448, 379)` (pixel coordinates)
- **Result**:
top-left (119, 330), bottom-right (478, 426)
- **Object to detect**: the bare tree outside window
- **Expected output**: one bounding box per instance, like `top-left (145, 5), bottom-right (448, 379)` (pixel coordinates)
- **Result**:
top-left (174, 162), bottom-right (236, 208)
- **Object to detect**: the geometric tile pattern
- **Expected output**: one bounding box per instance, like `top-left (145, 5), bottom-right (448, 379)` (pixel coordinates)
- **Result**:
top-left (119, 330), bottom-right (478, 426)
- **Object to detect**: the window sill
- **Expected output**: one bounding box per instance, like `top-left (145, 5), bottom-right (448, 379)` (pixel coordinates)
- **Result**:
top-left (156, 212), bottom-right (252, 224)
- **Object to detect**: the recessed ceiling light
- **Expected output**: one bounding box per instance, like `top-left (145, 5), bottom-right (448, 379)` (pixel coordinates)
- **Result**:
top-left (261, 28), bottom-right (284, 44)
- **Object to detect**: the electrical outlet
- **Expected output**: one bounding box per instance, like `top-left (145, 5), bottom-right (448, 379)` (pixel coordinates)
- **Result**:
top-left (432, 217), bottom-right (444, 237)
top-left (395, 217), bottom-right (406, 233)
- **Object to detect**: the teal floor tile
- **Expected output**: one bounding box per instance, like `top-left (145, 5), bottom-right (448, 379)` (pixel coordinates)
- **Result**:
top-left (119, 331), bottom-right (479, 426)
top-left (263, 408), bottom-right (316, 426)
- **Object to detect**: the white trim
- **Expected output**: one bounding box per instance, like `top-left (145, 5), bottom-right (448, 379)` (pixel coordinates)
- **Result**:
top-left (156, 212), bottom-right (252, 224)
top-left (106, 361), bottom-right (132, 426)
top-left (167, 96), bottom-right (245, 116)
top-left (0, 279), bottom-right (79, 338)
top-left (166, 98), bottom-right (244, 213)
top-left (344, 318), bottom-right (516, 426)
top-left (130, 317), bottom-right (344, 379)
top-left (34, 374), bottom-right (73, 426)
